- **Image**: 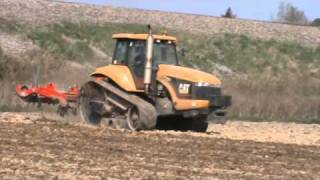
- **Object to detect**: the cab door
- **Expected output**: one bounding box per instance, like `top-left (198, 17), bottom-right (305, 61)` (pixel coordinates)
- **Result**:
top-left (127, 40), bottom-right (146, 89)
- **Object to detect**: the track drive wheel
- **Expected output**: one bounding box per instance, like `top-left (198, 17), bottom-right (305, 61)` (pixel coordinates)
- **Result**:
top-left (79, 82), bottom-right (105, 125)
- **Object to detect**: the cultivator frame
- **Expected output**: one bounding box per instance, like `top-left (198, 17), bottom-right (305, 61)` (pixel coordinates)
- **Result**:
top-left (16, 83), bottom-right (80, 116)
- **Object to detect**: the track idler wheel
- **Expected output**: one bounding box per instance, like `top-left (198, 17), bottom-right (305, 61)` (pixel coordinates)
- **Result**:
top-left (127, 107), bottom-right (142, 131)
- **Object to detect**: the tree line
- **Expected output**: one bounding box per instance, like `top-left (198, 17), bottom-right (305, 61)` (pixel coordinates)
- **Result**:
top-left (221, 2), bottom-right (320, 26)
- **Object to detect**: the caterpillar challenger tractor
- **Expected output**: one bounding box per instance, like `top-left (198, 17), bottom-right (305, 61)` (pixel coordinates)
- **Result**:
top-left (78, 26), bottom-right (231, 132)
top-left (16, 26), bottom-right (231, 132)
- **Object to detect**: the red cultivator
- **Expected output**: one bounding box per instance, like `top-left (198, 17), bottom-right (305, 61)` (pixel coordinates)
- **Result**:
top-left (16, 83), bottom-right (80, 116)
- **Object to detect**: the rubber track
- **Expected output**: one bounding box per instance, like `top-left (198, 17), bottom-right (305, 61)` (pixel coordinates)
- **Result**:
top-left (92, 79), bottom-right (158, 130)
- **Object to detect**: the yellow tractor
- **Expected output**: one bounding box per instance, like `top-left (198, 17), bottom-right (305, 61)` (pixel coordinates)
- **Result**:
top-left (79, 26), bottom-right (231, 132)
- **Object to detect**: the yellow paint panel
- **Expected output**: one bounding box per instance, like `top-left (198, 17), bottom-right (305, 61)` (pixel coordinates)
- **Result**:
top-left (91, 64), bottom-right (220, 110)
top-left (158, 77), bottom-right (210, 110)
top-left (157, 64), bottom-right (221, 110)
top-left (91, 65), bottom-right (143, 92)
top-left (112, 33), bottom-right (177, 43)
top-left (158, 64), bottom-right (221, 85)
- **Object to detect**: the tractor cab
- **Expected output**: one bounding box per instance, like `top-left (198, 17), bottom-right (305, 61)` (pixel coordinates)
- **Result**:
top-left (112, 34), bottom-right (178, 77)
top-left (110, 33), bottom-right (179, 90)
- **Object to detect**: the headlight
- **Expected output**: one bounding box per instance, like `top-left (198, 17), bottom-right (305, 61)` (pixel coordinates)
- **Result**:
top-left (194, 82), bottom-right (210, 87)
top-left (194, 82), bottom-right (221, 88)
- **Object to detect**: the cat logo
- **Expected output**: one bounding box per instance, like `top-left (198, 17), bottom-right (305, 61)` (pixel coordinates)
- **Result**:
top-left (178, 83), bottom-right (191, 94)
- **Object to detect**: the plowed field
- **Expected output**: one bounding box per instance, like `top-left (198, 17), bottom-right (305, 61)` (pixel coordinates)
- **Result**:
top-left (0, 113), bottom-right (319, 180)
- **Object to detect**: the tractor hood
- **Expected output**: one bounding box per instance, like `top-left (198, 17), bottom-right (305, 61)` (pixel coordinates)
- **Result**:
top-left (157, 64), bottom-right (221, 85)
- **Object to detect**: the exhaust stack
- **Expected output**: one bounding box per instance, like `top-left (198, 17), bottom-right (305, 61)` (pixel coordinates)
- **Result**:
top-left (144, 25), bottom-right (154, 93)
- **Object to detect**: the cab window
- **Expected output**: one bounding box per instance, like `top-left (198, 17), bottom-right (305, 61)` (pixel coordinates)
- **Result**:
top-left (112, 39), bottom-right (178, 67)
top-left (128, 40), bottom-right (146, 78)
top-left (153, 40), bottom-right (178, 66)
top-left (113, 40), bottom-right (128, 64)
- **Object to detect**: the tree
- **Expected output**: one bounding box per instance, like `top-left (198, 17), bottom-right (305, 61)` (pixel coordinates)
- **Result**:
top-left (311, 18), bottom-right (320, 26)
top-left (222, 7), bottom-right (236, 18)
top-left (277, 2), bottom-right (309, 25)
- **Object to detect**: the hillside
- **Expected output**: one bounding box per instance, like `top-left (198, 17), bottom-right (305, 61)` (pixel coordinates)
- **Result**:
top-left (0, 0), bottom-right (319, 122)
top-left (1, 0), bottom-right (320, 45)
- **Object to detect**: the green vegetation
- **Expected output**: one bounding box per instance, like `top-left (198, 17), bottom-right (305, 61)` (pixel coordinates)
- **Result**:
top-left (28, 22), bottom-right (149, 63)
top-left (276, 2), bottom-right (309, 25)
top-left (180, 33), bottom-right (320, 74)
top-left (0, 48), bottom-right (34, 81)
top-left (225, 74), bottom-right (320, 124)
top-left (0, 17), bottom-right (23, 33)
top-left (28, 21), bottom-right (320, 75)
top-left (221, 7), bottom-right (237, 18)
top-left (311, 18), bottom-right (320, 26)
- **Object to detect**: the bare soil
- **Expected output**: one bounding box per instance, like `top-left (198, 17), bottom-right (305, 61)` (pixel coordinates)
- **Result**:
top-left (0, 112), bottom-right (320, 180)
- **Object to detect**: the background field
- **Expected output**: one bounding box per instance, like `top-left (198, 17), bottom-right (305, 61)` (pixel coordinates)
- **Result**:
top-left (0, 0), bottom-right (319, 123)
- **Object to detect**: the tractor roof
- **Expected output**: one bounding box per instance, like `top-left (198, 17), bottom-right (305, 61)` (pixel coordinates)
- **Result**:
top-left (112, 33), bottom-right (177, 43)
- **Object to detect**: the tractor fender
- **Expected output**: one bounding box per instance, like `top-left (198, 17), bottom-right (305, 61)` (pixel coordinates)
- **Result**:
top-left (91, 65), bottom-right (142, 92)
